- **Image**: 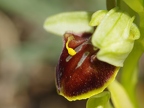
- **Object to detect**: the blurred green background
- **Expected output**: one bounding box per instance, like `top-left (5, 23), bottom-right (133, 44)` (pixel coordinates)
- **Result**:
top-left (0, 0), bottom-right (143, 108)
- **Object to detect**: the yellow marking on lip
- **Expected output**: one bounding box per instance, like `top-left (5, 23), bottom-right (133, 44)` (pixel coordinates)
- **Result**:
top-left (66, 36), bottom-right (76, 56)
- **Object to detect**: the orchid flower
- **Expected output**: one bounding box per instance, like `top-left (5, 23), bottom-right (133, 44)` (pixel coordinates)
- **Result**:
top-left (44, 1), bottom-right (143, 107)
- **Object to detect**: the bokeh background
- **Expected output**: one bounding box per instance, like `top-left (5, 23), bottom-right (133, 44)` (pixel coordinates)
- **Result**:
top-left (0, 0), bottom-right (143, 108)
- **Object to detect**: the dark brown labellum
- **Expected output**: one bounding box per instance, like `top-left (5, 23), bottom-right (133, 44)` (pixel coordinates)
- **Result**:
top-left (56, 33), bottom-right (119, 101)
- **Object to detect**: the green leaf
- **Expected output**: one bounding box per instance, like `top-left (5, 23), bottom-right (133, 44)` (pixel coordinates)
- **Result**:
top-left (108, 80), bottom-right (134, 108)
top-left (44, 11), bottom-right (94, 36)
top-left (86, 91), bottom-right (112, 108)
top-left (123, 0), bottom-right (143, 13)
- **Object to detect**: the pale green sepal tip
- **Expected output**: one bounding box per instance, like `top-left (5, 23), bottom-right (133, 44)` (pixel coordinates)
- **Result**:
top-left (43, 11), bottom-right (94, 36)
top-left (91, 8), bottom-right (140, 67)
top-left (89, 10), bottom-right (108, 26)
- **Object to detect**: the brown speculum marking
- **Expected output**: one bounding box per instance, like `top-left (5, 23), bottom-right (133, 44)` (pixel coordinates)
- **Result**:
top-left (56, 32), bottom-right (117, 98)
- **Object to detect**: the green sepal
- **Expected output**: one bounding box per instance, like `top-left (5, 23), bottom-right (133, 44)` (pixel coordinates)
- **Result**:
top-left (44, 12), bottom-right (94, 36)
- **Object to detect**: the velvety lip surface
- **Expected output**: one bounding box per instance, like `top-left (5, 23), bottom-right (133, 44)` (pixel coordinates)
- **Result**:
top-left (56, 33), bottom-right (117, 98)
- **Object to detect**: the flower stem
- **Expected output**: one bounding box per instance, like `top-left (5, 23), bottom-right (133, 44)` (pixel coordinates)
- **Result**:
top-left (106, 0), bottom-right (116, 10)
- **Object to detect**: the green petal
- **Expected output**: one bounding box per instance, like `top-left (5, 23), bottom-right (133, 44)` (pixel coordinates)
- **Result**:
top-left (86, 91), bottom-right (112, 108)
top-left (44, 12), bottom-right (94, 36)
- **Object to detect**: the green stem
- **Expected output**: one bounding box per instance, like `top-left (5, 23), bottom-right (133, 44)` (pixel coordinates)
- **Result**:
top-left (106, 0), bottom-right (116, 10)
top-left (117, 0), bottom-right (121, 7)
